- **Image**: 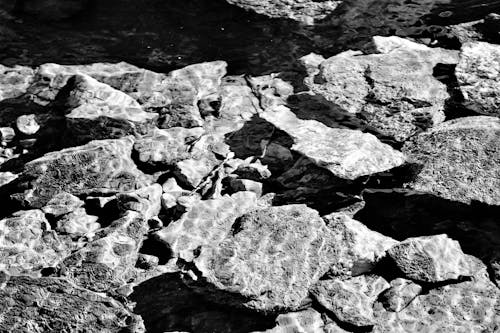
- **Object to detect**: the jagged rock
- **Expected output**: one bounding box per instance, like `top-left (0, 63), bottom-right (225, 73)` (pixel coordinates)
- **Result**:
top-left (116, 184), bottom-right (162, 220)
top-left (379, 278), bottom-right (422, 312)
top-left (372, 256), bottom-right (500, 332)
top-left (228, 177), bottom-right (263, 197)
top-left (0, 210), bottom-right (71, 274)
top-left (387, 234), bottom-right (472, 283)
top-left (168, 61), bottom-right (226, 100)
top-left (173, 155), bottom-right (218, 189)
top-left (42, 191), bottom-right (84, 217)
top-left (58, 74), bottom-right (157, 141)
top-left (261, 107), bottom-right (405, 180)
top-left (225, 0), bottom-right (341, 24)
top-left (0, 275), bottom-right (144, 333)
top-left (8, 137), bottom-right (151, 208)
top-left (155, 191), bottom-right (259, 261)
top-left (402, 116), bottom-right (500, 205)
top-left (192, 204), bottom-right (338, 313)
top-left (456, 42), bottom-right (500, 116)
top-left (311, 275), bottom-right (389, 328)
top-left (0, 64), bottom-right (34, 101)
top-left (323, 212), bottom-right (398, 275)
top-left (305, 37), bottom-right (458, 141)
top-left (61, 210), bottom-right (148, 292)
top-left (255, 308), bottom-right (326, 333)
top-left (133, 127), bottom-right (204, 169)
top-left (56, 208), bottom-right (100, 238)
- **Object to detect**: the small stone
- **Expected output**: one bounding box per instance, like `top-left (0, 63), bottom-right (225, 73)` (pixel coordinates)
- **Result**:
top-left (228, 178), bottom-right (263, 196)
top-left (136, 254), bottom-right (159, 270)
top-left (0, 127), bottom-right (15, 144)
top-left (16, 114), bottom-right (40, 135)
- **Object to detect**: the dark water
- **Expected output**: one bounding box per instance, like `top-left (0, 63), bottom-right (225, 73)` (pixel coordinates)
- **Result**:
top-left (2, 0), bottom-right (499, 76)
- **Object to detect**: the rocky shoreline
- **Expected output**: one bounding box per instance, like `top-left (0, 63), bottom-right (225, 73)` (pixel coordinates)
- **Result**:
top-left (0, 1), bottom-right (499, 332)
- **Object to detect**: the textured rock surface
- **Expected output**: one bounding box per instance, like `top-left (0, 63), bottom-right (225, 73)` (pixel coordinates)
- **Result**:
top-left (379, 278), bottom-right (422, 312)
top-left (403, 116), bottom-right (500, 205)
top-left (306, 37), bottom-right (458, 141)
top-left (0, 64), bottom-right (34, 101)
top-left (388, 234), bottom-right (472, 283)
top-left (456, 42), bottom-right (500, 116)
top-left (8, 137), bottom-right (151, 208)
top-left (256, 308), bottom-right (326, 333)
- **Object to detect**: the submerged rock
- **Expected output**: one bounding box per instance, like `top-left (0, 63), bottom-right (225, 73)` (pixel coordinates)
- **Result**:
top-left (403, 116), bottom-right (500, 205)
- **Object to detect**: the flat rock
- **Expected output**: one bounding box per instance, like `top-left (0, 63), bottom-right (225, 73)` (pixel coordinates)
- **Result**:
top-left (0, 210), bottom-right (71, 274)
top-left (379, 278), bottom-right (422, 312)
top-left (402, 116), bottom-right (500, 205)
top-left (9, 137), bottom-right (151, 208)
top-left (306, 36), bottom-right (458, 141)
top-left (155, 191), bottom-right (259, 262)
top-left (456, 41), bottom-right (500, 116)
top-left (0, 64), bottom-right (34, 101)
top-left (261, 107), bottom-right (405, 180)
top-left (387, 234), bottom-right (472, 283)
top-left (311, 275), bottom-right (389, 328)
top-left (192, 204), bottom-right (339, 313)
top-left (0, 275), bottom-right (144, 333)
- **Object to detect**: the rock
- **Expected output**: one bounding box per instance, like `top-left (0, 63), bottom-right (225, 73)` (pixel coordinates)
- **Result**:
top-left (9, 137), bottom-right (151, 208)
top-left (387, 234), bottom-right (472, 283)
top-left (62, 210), bottom-right (148, 292)
top-left (116, 184), bottom-right (162, 220)
top-left (306, 37), bottom-right (458, 141)
top-left (255, 308), bottom-right (326, 333)
top-left (402, 116), bottom-right (500, 205)
top-left (58, 74), bottom-right (157, 141)
top-left (0, 210), bottom-right (71, 274)
top-left (0, 127), bottom-right (15, 144)
top-left (0, 171), bottom-right (17, 187)
top-left (0, 275), bottom-right (144, 333)
top-left (56, 208), bottom-right (100, 238)
top-left (323, 212), bottom-right (398, 275)
top-left (136, 253), bottom-right (159, 270)
top-left (192, 204), bottom-right (338, 313)
top-left (261, 107), bottom-right (405, 180)
top-left (233, 160), bottom-right (272, 181)
top-left (133, 127), bottom-right (204, 169)
top-left (228, 177), bottom-right (263, 196)
top-left (456, 42), bottom-right (500, 116)
top-left (161, 178), bottom-right (190, 210)
top-left (379, 278), bottom-right (422, 312)
top-left (155, 191), bottom-right (259, 261)
top-left (224, 0), bottom-right (342, 24)
top-left (0, 64), bottom-right (34, 101)
top-left (311, 275), bottom-right (389, 328)
top-left (173, 155), bottom-right (218, 189)
top-left (42, 191), bottom-right (84, 217)
top-left (15, 114), bottom-right (40, 135)
top-left (168, 61), bottom-right (226, 100)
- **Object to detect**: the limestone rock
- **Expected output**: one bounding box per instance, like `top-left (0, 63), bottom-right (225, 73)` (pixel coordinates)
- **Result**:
top-left (261, 107), bottom-right (405, 180)
top-left (0, 275), bottom-right (144, 333)
top-left (56, 208), bottom-right (100, 238)
top-left (155, 191), bottom-right (259, 261)
top-left (224, 0), bottom-right (342, 24)
top-left (306, 37), bottom-right (458, 141)
top-left (255, 308), bottom-right (326, 333)
top-left (62, 210), bottom-right (148, 292)
top-left (0, 210), bottom-right (70, 274)
top-left (59, 74), bottom-right (157, 141)
top-left (456, 41), bottom-right (500, 116)
top-left (379, 278), bottom-right (422, 312)
top-left (9, 137), bottom-right (151, 208)
top-left (133, 127), bottom-right (204, 169)
top-left (192, 204), bottom-right (338, 313)
top-left (42, 191), bottom-right (84, 217)
top-left (323, 212), bottom-right (398, 275)
top-left (311, 275), bottom-right (389, 328)
top-left (387, 234), bottom-right (472, 283)
top-left (402, 116), bottom-right (500, 205)
top-left (0, 64), bottom-right (34, 101)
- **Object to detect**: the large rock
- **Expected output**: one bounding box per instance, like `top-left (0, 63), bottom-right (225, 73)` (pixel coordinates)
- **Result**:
top-left (402, 116), bottom-right (500, 205)
top-left (261, 107), bottom-right (405, 180)
top-left (311, 275), bottom-right (389, 328)
top-left (9, 137), bottom-right (151, 208)
top-left (387, 234), bottom-right (473, 283)
top-left (225, 0), bottom-right (342, 24)
top-left (192, 204), bottom-right (339, 313)
top-left (456, 41), bottom-right (500, 116)
top-left (0, 64), bottom-right (34, 101)
top-left (305, 36), bottom-right (458, 141)
top-left (58, 74), bottom-right (157, 141)
top-left (0, 210), bottom-right (71, 275)
top-left (0, 275), bottom-right (144, 333)
top-left (155, 191), bottom-right (260, 261)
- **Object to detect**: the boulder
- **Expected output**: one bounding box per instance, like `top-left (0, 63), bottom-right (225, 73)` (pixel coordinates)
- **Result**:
top-left (456, 41), bottom-right (500, 116)
top-left (9, 137), bottom-right (151, 208)
top-left (387, 234), bottom-right (472, 283)
top-left (402, 116), bottom-right (500, 205)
